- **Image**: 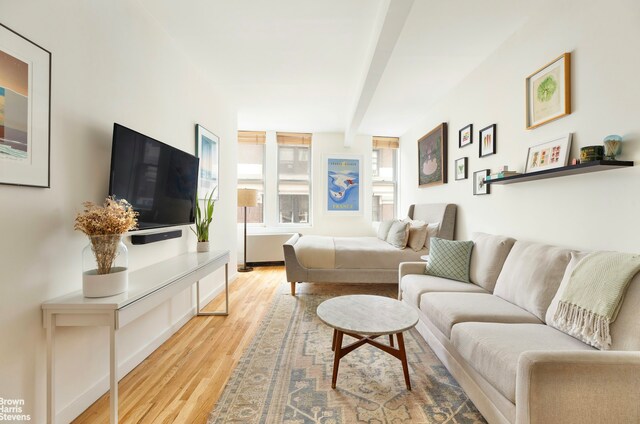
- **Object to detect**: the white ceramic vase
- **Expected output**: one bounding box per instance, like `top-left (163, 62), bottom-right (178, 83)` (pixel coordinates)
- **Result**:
top-left (197, 241), bottom-right (210, 252)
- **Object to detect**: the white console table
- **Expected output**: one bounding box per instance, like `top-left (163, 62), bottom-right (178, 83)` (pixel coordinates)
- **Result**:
top-left (42, 250), bottom-right (230, 424)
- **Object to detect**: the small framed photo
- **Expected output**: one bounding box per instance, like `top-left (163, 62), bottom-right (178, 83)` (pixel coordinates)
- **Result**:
top-left (458, 124), bottom-right (473, 148)
top-left (526, 53), bottom-right (571, 130)
top-left (525, 133), bottom-right (573, 173)
top-left (479, 124), bottom-right (496, 157)
top-left (455, 157), bottom-right (468, 180)
top-left (196, 124), bottom-right (219, 199)
top-left (473, 169), bottom-right (490, 195)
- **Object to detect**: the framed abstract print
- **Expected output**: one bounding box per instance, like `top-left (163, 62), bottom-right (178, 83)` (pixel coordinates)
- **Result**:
top-left (418, 122), bottom-right (447, 187)
top-left (458, 124), bottom-right (473, 148)
top-left (196, 124), bottom-right (219, 199)
top-left (526, 53), bottom-right (571, 129)
top-left (479, 124), bottom-right (496, 157)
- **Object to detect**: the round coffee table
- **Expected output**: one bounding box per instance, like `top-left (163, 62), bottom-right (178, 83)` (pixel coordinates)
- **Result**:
top-left (317, 294), bottom-right (419, 390)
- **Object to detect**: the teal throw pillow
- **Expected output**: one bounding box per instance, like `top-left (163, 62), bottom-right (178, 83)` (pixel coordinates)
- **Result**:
top-left (425, 237), bottom-right (474, 283)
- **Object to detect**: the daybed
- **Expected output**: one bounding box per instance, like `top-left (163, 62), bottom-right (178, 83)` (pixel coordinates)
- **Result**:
top-left (399, 232), bottom-right (640, 424)
top-left (283, 203), bottom-right (456, 295)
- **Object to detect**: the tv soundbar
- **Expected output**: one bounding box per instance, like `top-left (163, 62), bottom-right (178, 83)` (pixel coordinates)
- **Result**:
top-left (131, 230), bottom-right (182, 245)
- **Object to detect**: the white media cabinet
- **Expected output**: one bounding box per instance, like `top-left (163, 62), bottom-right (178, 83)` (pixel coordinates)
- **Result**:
top-left (42, 250), bottom-right (230, 424)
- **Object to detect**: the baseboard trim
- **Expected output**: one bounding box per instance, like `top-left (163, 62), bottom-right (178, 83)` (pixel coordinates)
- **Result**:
top-left (57, 272), bottom-right (238, 423)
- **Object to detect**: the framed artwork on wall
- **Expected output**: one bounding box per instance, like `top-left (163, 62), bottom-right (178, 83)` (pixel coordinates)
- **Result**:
top-left (325, 154), bottom-right (362, 215)
top-left (418, 122), bottom-right (448, 188)
top-left (196, 124), bottom-right (219, 199)
top-left (0, 23), bottom-right (51, 188)
top-left (526, 53), bottom-right (571, 129)
top-left (479, 124), bottom-right (496, 157)
top-left (473, 169), bottom-right (490, 195)
top-left (455, 157), bottom-right (468, 180)
top-left (525, 133), bottom-right (572, 173)
top-left (458, 124), bottom-right (473, 148)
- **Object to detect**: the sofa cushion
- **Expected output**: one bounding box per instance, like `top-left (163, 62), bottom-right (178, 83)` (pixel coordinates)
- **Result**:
top-left (377, 219), bottom-right (394, 240)
top-left (493, 241), bottom-right (573, 321)
top-left (420, 293), bottom-right (542, 338)
top-left (547, 251), bottom-right (640, 351)
top-left (426, 238), bottom-right (474, 283)
top-left (470, 233), bottom-right (516, 292)
top-left (386, 221), bottom-right (410, 248)
top-left (407, 224), bottom-right (428, 252)
top-left (400, 274), bottom-right (487, 308)
top-left (451, 323), bottom-right (594, 403)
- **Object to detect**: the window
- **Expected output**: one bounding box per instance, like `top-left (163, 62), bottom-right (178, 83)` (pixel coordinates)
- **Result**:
top-left (277, 132), bottom-right (312, 224)
top-left (372, 136), bottom-right (399, 222)
top-left (237, 131), bottom-right (266, 223)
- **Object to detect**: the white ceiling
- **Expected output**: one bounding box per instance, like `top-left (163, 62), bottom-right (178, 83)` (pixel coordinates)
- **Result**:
top-left (138, 0), bottom-right (529, 136)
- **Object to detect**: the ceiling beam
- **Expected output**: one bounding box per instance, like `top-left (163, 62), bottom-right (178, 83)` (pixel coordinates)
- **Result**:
top-left (344, 0), bottom-right (415, 146)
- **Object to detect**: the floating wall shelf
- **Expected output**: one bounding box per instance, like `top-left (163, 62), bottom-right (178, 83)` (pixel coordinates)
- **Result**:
top-left (484, 160), bottom-right (634, 185)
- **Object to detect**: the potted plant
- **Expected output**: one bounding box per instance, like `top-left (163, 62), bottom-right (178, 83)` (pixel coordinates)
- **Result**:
top-left (74, 197), bottom-right (138, 297)
top-left (192, 189), bottom-right (216, 252)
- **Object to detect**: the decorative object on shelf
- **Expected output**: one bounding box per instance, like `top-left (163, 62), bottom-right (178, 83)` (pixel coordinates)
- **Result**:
top-left (0, 23), bottom-right (51, 188)
top-left (325, 154), bottom-right (362, 215)
top-left (192, 188), bottom-right (217, 252)
top-left (479, 124), bottom-right (496, 157)
top-left (603, 135), bottom-right (623, 160)
top-left (74, 197), bottom-right (138, 298)
top-left (458, 124), bottom-right (473, 148)
top-left (525, 133), bottom-right (572, 173)
top-left (473, 169), bottom-right (490, 195)
top-left (455, 157), bottom-right (468, 180)
top-left (485, 160), bottom-right (633, 185)
top-left (238, 188), bottom-right (258, 272)
top-left (418, 123), bottom-right (448, 187)
top-left (196, 124), bottom-right (220, 200)
top-left (526, 52), bottom-right (571, 129)
top-left (580, 145), bottom-right (604, 163)
top-left (485, 169), bottom-right (521, 181)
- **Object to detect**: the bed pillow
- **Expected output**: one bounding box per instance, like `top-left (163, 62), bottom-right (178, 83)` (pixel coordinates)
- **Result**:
top-left (377, 219), bottom-right (395, 240)
top-left (425, 237), bottom-right (474, 283)
top-left (407, 225), bottom-right (428, 251)
top-left (386, 221), bottom-right (410, 249)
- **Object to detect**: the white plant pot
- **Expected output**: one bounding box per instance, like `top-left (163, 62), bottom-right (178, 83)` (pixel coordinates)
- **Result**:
top-left (197, 241), bottom-right (210, 252)
top-left (83, 266), bottom-right (128, 298)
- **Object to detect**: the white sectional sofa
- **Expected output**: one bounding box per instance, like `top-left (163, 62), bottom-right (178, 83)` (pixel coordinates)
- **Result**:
top-left (399, 233), bottom-right (640, 424)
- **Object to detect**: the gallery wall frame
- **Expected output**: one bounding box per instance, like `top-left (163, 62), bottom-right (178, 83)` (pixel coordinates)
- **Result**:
top-left (526, 52), bottom-right (571, 130)
top-left (455, 157), bottom-right (468, 181)
top-left (418, 122), bottom-right (447, 188)
top-left (458, 124), bottom-right (473, 148)
top-left (479, 124), bottom-right (497, 158)
top-left (324, 154), bottom-right (363, 215)
top-left (196, 124), bottom-right (219, 200)
top-left (473, 169), bottom-right (490, 195)
top-left (0, 23), bottom-right (51, 188)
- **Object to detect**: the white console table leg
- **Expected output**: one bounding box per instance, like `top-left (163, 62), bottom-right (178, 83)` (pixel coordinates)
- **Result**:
top-left (109, 322), bottom-right (118, 424)
top-left (196, 263), bottom-right (229, 316)
top-left (46, 313), bottom-right (55, 424)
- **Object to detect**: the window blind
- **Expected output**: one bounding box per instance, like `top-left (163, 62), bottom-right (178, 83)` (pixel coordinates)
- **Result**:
top-left (276, 132), bottom-right (312, 146)
top-left (372, 136), bottom-right (399, 149)
top-left (238, 130), bottom-right (266, 144)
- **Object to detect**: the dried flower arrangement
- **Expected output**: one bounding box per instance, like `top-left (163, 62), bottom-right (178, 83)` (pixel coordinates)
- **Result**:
top-left (75, 197), bottom-right (138, 275)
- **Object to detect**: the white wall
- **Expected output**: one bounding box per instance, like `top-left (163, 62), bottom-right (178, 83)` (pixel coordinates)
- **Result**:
top-left (400, 0), bottom-right (640, 252)
top-left (0, 1), bottom-right (237, 422)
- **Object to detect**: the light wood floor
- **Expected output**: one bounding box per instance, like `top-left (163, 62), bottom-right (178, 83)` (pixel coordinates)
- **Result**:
top-left (74, 266), bottom-right (285, 424)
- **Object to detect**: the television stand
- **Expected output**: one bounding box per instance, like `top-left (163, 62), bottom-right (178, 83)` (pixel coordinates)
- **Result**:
top-left (41, 250), bottom-right (229, 424)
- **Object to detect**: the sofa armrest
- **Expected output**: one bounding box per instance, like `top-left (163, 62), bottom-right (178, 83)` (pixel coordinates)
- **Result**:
top-left (516, 350), bottom-right (640, 424)
top-left (399, 262), bottom-right (426, 279)
top-left (283, 233), bottom-right (308, 286)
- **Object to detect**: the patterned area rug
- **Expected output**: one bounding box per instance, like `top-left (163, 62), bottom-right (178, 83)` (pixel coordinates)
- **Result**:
top-left (208, 285), bottom-right (486, 423)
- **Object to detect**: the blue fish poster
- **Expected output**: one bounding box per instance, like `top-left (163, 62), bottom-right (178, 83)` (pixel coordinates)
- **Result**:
top-left (327, 157), bottom-right (360, 212)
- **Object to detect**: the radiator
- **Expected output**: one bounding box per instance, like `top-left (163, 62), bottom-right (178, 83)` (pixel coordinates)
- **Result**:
top-left (246, 233), bottom-right (295, 263)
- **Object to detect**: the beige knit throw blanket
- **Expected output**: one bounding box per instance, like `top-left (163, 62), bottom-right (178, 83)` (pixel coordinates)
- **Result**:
top-left (554, 252), bottom-right (640, 350)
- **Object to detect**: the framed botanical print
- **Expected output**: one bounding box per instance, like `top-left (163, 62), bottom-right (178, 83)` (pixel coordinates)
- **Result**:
top-left (525, 133), bottom-right (572, 173)
top-left (418, 122), bottom-right (447, 187)
top-left (0, 24), bottom-right (51, 188)
top-left (526, 53), bottom-right (571, 129)
top-left (455, 157), bottom-right (468, 180)
top-left (479, 124), bottom-right (496, 157)
top-left (325, 154), bottom-right (362, 215)
top-left (458, 124), bottom-right (473, 148)
top-left (473, 169), bottom-right (490, 195)
top-left (196, 124), bottom-right (219, 199)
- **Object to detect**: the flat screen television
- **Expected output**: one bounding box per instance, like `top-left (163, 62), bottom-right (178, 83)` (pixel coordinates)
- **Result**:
top-left (109, 123), bottom-right (199, 230)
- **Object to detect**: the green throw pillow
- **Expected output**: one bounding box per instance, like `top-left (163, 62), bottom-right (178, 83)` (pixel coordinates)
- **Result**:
top-left (425, 237), bottom-right (474, 283)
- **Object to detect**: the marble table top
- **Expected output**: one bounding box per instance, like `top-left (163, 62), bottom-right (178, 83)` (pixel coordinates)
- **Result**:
top-left (317, 295), bottom-right (419, 336)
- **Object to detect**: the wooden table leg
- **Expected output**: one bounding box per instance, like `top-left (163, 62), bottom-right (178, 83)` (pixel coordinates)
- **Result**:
top-left (332, 329), bottom-right (337, 352)
top-left (396, 332), bottom-right (411, 390)
top-left (389, 334), bottom-right (394, 347)
top-left (331, 330), bottom-right (344, 389)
